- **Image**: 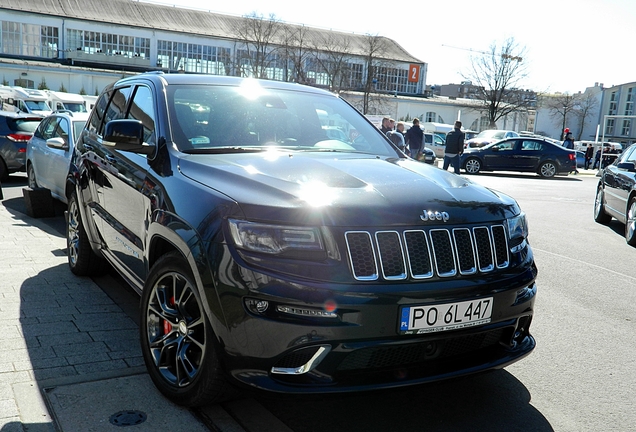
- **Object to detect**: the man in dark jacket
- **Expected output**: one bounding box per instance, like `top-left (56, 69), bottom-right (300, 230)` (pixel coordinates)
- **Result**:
top-left (405, 118), bottom-right (423, 159)
top-left (443, 120), bottom-right (465, 174)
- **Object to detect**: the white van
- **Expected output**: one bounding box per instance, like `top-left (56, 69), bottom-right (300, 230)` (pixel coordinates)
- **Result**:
top-left (575, 140), bottom-right (622, 152)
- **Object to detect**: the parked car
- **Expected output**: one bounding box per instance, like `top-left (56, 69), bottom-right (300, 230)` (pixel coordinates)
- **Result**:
top-left (66, 72), bottom-right (537, 407)
top-left (0, 110), bottom-right (42, 180)
top-left (26, 111), bottom-right (89, 203)
top-left (424, 132), bottom-right (447, 158)
top-left (461, 137), bottom-right (576, 178)
top-left (465, 130), bottom-right (519, 148)
top-left (593, 143), bottom-right (636, 246)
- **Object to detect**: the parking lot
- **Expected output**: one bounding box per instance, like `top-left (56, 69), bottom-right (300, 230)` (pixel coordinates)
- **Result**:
top-left (2, 170), bottom-right (636, 431)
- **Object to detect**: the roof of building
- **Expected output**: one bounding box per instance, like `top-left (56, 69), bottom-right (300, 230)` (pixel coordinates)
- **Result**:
top-left (4, 0), bottom-right (423, 64)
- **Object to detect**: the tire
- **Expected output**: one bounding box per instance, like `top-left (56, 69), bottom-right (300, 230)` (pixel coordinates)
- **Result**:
top-left (538, 161), bottom-right (557, 178)
top-left (464, 157), bottom-right (481, 174)
top-left (140, 251), bottom-right (234, 407)
top-left (67, 192), bottom-right (107, 275)
top-left (27, 163), bottom-right (38, 189)
top-left (593, 186), bottom-right (612, 225)
top-left (626, 197), bottom-right (636, 247)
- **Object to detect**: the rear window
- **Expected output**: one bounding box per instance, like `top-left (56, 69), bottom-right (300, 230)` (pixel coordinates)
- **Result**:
top-left (6, 117), bottom-right (41, 133)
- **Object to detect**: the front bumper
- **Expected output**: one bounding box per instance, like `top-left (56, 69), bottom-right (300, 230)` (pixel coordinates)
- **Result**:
top-left (214, 258), bottom-right (537, 394)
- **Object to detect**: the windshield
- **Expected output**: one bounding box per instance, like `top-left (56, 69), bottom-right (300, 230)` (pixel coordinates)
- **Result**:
top-left (65, 102), bottom-right (87, 113)
top-left (476, 130), bottom-right (507, 139)
top-left (25, 100), bottom-right (51, 111)
top-left (167, 83), bottom-right (397, 157)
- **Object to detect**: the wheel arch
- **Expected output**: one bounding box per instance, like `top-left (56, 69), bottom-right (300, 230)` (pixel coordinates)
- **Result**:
top-left (146, 216), bottom-right (228, 337)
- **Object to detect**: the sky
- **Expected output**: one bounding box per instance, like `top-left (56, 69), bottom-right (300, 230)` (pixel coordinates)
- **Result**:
top-left (146, 0), bottom-right (635, 94)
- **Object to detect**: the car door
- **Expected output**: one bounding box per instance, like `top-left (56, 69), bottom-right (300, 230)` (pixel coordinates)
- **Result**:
top-left (516, 139), bottom-right (545, 171)
top-left (29, 117), bottom-right (56, 189)
top-left (42, 116), bottom-right (74, 199)
top-left (604, 146), bottom-right (636, 217)
top-left (98, 83), bottom-right (157, 283)
top-left (483, 139), bottom-right (518, 170)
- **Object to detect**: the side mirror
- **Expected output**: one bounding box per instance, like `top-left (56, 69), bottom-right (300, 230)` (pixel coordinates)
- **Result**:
top-left (617, 162), bottom-right (636, 172)
top-left (103, 119), bottom-right (154, 155)
top-left (46, 137), bottom-right (69, 150)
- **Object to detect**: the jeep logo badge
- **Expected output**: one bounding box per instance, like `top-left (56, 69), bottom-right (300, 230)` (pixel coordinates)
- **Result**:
top-left (420, 210), bottom-right (449, 222)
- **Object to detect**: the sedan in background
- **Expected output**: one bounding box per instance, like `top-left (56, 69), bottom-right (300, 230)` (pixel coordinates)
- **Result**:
top-left (26, 111), bottom-right (89, 203)
top-left (465, 130), bottom-right (519, 148)
top-left (461, 137), bottom-right (576, 178)
top-left (594, 143), bottom-right (636, 246)
top-left (0, 111), bottom-right (41, 180)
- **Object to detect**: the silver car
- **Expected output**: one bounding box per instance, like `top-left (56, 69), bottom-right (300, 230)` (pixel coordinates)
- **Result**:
top-left (26, 111), bottom-right (89, 203)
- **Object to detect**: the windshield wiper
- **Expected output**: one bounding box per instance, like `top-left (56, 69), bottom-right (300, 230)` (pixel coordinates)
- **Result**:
top-left (181, 147), bottom-right (266, 154)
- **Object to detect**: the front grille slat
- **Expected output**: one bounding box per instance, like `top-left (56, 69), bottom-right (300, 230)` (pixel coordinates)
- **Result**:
top-left (346, 224), bottom-right (510, 281)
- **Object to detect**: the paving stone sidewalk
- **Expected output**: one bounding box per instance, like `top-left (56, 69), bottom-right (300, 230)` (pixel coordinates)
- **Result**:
top-left (0, 204), bottom-right (143, 431)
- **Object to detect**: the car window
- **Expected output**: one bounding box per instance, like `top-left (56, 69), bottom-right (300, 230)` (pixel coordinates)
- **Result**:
top-left (104, 86), bottom-right (133, 127)
top-left (495, 140), bottom-right (515, 151)
top-left (620, 145), bottom-right (636, 163)
top-left (521, 140), bottom-right (544, 151)
top-left (128, 85), bottom-right (156, 145)
top-left (88, 89), bottom-right (111, 134)
top-left (434, 135), bottom-right (445, 145)
top-left (424, 134), bottom-right (433, 144)
top-left (72, 120), bottom-right (87, 139)
top-left (55, 117), bottom-right (70, 144)
top-left (35, 117), bottom-right (54, 140)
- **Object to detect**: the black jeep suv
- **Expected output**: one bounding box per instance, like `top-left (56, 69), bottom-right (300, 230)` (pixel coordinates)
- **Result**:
top-left (66, 72), bottom-right (537, 407)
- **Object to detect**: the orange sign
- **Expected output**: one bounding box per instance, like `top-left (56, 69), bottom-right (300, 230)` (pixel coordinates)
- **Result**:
top-left (408, 64), bottom-right (420, 83)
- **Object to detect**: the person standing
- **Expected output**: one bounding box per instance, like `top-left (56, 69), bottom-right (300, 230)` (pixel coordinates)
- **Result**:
top-left (562, 130), bottom-right (578, 174)
top-left (593, 147), bottom-right (602, 169)
top-left (584, 143), bottom-right (594, 169)
top-left (443, 120), bottom-right (465, 174)
top-left (405, 118), bottom-right (423, 159)
top-left (380, 117), bottom-right (394, 134)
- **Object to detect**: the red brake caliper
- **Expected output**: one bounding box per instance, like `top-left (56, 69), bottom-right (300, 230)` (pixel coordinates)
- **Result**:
top-left (163, 296), bottom-right (176, 335)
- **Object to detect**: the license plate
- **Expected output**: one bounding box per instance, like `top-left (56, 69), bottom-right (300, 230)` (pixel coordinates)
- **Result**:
top-left (399, 298), bottom-right (493, 334)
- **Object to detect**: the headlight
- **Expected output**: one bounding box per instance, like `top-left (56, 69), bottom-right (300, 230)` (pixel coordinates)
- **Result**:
top-left (229, 219), bottom-right (324, 255)
top-left (507, 212), bottom-right (528, 240)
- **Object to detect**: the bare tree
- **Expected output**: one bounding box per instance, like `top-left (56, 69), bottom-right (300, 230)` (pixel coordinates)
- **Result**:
top-left (309, 32), bottom-right (354, 92)
top-left (544, 93), bottom-right (577, 140)
top-left (462, 37), bottom-right (531, 129)
top-left (360, 34), bottom-right (390, 115)
top-left (234, 12), bottom-right (282, 79)
top-left (573, 92), bottom-right (600, 140)
top-left (278, 24), bottom-right (315, 83)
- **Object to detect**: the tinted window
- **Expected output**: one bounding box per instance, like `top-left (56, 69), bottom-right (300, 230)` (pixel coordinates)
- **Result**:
top-left (128, 85), bottom-right (156, 144)
top-left (521, 140), bottom-right (544, 151)
top-left (88, 90), bottom-right (112, 134)
top-left (7, 118), bottom-right (41, 133)
top-left (104, 86), bottom-right (133, 126)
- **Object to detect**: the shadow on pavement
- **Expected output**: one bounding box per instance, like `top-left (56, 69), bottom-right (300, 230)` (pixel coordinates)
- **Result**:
top-left (253, 370), bottom-right (554, 432)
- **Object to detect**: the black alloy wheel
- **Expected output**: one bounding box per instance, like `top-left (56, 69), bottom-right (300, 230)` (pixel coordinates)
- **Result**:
top-left (593, 186), bottom-right (612, 225)
top-left (66, 192), bottom-right (106, 275)
top-left (140, 251), bottom-right (234, 407)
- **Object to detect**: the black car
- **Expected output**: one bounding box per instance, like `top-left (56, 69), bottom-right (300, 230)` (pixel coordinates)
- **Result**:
top-left (460, 137), bottom-right (576, 178)
top-left (66, 72), bottom-right (537, 407)
top-left (594, 143), bottom-right (636, 245)
top-left (0, 110), bottom-right (42, 180)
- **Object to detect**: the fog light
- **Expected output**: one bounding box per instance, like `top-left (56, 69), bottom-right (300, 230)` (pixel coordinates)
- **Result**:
top-left (245, 298), bottom-right (269, 314)
top-left (276, 305), bottom-right (338, 318)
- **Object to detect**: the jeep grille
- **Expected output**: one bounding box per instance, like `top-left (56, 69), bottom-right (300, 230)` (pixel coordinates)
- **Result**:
top-left (345, 225), bottom-right (509, 281)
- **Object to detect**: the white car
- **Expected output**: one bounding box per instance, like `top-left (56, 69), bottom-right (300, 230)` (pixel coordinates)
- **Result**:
top-left (26, 111), bottom-right (89, 203)
top-left (465, 130), bottom-right (519, 148)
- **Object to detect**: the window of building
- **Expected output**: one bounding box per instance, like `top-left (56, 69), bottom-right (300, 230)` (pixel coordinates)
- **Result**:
top-left (66, 29), bottom-right (149, 58)
top-left (605, 118), bottom-right (615, 136)
top-left (0, 21), bottom-right (58, 58)
top-left (621, 119), bottom-right (631, 136)
top-left (609, 91), bottom-right (618, 115)
top-left (625, 88), bottom-right (634, 116)
top-left (425, 112), bottom-right (436, 122)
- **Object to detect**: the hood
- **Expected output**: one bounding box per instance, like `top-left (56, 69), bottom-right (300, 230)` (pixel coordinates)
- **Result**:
top-left (178, 151), bottom-right (519, 226)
